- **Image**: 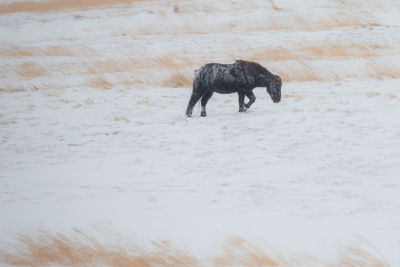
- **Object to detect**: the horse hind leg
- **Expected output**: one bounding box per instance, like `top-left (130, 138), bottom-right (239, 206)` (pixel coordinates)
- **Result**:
top-left (186, 90), bottom-right (203, 117)
top-left (200, 91), bottom-right (213, 117)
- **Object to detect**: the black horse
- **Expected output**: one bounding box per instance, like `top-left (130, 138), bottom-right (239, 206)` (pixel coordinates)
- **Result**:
top-left (186, 60), bottom-right (282, 117)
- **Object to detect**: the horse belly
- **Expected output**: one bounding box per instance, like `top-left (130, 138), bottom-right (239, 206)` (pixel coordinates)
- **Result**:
top-left (214, 87), bottom-right (237, 94)
top-left (211, 79), bottom-right (238, 94)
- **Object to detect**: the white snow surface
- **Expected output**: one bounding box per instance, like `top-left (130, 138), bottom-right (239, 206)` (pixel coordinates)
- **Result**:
top-left (1, 0), bottom-right (400, 265)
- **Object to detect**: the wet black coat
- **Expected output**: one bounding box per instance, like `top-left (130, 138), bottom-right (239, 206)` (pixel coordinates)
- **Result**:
top-left (186, 60), bottom-right (282, 117)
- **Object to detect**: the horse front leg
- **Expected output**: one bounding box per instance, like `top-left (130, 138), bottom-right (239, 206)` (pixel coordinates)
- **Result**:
top-left (238, 92), bottom-right (246, 112)
top-left (244, 91), bottom-right (256, 110)
top-left (200, 91), bottom-right (213, 117)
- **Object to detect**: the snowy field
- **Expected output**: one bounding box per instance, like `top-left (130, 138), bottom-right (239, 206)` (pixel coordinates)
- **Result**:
top-left (1, 0), bottom-right (400, 266)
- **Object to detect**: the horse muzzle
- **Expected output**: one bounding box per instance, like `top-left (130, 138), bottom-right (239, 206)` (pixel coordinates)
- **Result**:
top-left (272, 95), bottom-right (281, 103)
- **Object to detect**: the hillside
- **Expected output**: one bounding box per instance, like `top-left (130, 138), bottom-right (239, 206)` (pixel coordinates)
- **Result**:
top-left (1, 0), bottom-right (400, 266)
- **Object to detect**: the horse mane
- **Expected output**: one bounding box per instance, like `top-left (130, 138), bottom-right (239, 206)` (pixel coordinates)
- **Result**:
top-left (235, 60), bottom-right (273, 79)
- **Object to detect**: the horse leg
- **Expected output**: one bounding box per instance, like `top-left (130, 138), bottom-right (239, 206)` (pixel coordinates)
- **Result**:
top-left (244, 91), bottom-right (256, 110)
top-left (238, 92), bottom-right (246, 112)
top-left (200, 91), bottom-right (213, 117)
top-left (186, 90), bottom-right (203, 117)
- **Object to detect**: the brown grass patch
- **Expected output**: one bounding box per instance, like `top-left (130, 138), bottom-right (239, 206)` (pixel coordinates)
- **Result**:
top-left (88, 76), bottom-right (113, 89)
top-left (213, 237), bottom-right (280, 266)
top-left (0, 87), bottom-right (26, 93)
top-left (162, 72), bottom-right (192, 88)
top-left (0, 120), bottom-right (16, 126)
top-left (136, 97), bottom-right (152, 105)
top-left (112, 116), bottom-right (130, 122)
top-left (264, 57), bottom-right (400, 82)
top-left (0, 47), bottom-right (34, 57)
top-left (0, 46), bottom-right (74, 57)
top-left (16, 62), bottom-right (46, 78)
top-left (129, 54), bottom-right (198, 70)
top-left (250, 47), bottom-right (298, 62)
top-left (317, 13), bottom-right (365, 30)
top-left (276, 61), bottom-right (326, 82)
top-left (283, 93), bottom-right (302, 100)
top-left (0, 0), bottom-right (147, 14)
top-left (264, 12), bottom-right (368, 32)
top-left (366, 91), bottom-right (380, 98)
top-left (85, 60), bottom-right (131, 75)
top-left (267, 0), bottom-right (282, 11)
top-left (250, 42), bottom-right (391, 62)
top-left (0, 230), bottom-right (390, 267)
top-left (329, 236), bottom-right (390, 267)
top-left (332, 247), bottom-right (388, 267)
top-left (0, 230), bottom-right (199, 267)
top-left (42, 46), bottom-right (74, 57)
top-left (124, 10), bottom-right (376, 36)
top-left (150, 55), bottom-right (194, 69)
top-left (366, 60), bottom-right (400, 79)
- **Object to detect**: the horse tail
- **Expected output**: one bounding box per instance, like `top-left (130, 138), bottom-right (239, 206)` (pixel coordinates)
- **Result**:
top-left (186, 68), bottom-right (203, 117)
top-left (193, 67), bottom-right (202, 91)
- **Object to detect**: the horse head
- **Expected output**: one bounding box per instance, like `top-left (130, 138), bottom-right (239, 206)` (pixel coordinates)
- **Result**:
top-left (267, 75), bottom-right (282, 103)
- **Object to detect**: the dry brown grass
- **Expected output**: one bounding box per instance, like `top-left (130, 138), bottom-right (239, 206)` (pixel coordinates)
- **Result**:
top-left (387, 93), bottom-right (397, 99)
top-left (162, 72), bottom-right (193, 88)
top-left (250, 47), bottom-right (297, 62)
top-left (5, 39), bottom-right (398, 89)
top-left (151, 55), bottom-right (194, 69)
top-left (249, 42), bottom-right (391, 62)
top-left (213, 237), bottom-right (280, 266)
top-left (332, 247), bottom-right (388, 267)
top-left (130, 11), bottom-right (373, 35)
top-left (283, 93), bottom-right (302, 101)
top-left (0, 230), bottom-right (199, 267)
top-left (16, 62), bottom-right (46, 78)
top-left (0, 230), bottom-right (391, 267)
top-left (0, 46), bottom-right (81, 58)
top-left (128, 41), bottom-right (399, 86)
top-left (88, 76), bottom-right (114, 89)
top-left (274, 61), bottom-right (326, 82)
top-left (42, 46), bottom-right (74, 57)
top-left (262, 11), bottom-right (368, 32)
top-left (112, 116), bottom-right (130, 122)
top-left (2, 34), bottom-right (399, 91)
top-left (0, 0), bottom-right (147, 14)
top-left (366, 91), bottom-right (380, 98)
top-left (78, 41), bottom-right (399, 87)
top-left (0, 46), bottom-right (34, 57)
top-left (65, 56), bottom-right (400, 87)
top-left (265, 57), bottom-right (400, 82)
top-left (366, 60), bottom-right (400, 80)
top-left (332, 0), bottom-right (400, 10)
top-left (127, 54), bottom-right (198, 71)
top-left (0, 87), bottom-right (26, 93)
top-left (328, 236), bottom-right (390, 267)
top-left (0, 120), bottom-right (16, 126)
top-left (267, 0), bottom-right (282, 11)
top-left (84, 60), bottom-right (131, 75)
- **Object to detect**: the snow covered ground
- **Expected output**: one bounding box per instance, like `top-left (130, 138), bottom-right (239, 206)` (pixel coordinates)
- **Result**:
top-left (1, 0), bottom-right (400, 266)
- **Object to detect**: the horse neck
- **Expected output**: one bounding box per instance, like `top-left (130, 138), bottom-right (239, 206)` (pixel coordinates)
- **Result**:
top-left (259, 71), bottom-right (275, 87)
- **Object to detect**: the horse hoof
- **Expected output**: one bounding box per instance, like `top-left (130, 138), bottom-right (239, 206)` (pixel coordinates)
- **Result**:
top-left (200, 111), bottom-right (207, 117)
